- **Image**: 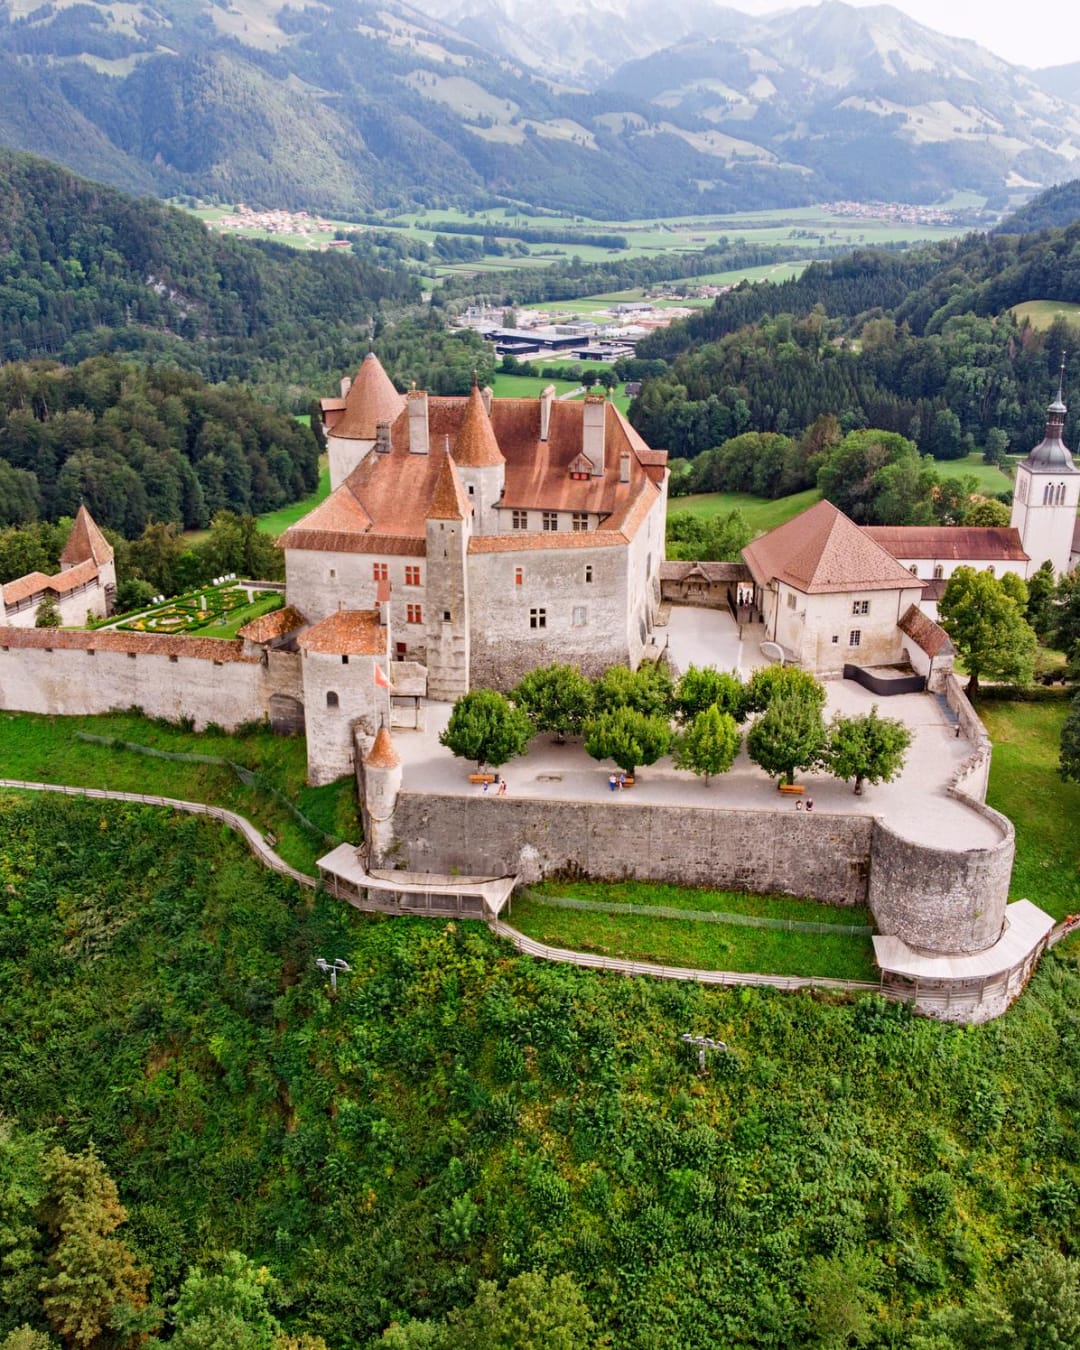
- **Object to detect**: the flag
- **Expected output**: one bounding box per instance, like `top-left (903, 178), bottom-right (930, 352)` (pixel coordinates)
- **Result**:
top-left (374, 664), bottom-right (391, 689)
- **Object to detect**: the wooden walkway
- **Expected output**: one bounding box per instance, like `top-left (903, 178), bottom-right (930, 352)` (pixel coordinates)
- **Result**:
top-left (1, 778), bottom-right (888, 998)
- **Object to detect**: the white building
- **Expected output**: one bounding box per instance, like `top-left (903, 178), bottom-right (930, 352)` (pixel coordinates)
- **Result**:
top-left (1010, 381), bottom-right (1080, 577)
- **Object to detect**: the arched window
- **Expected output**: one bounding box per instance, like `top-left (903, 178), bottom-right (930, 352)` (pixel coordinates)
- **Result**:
top-left (1044, 483), bottom-right (1053, 505)
top-left (326, 691), bottom-right (339, 708)
top-left (1058, 483), bottom-right (1068, 506)
top-left (933, 564), bottom-right (944, 580)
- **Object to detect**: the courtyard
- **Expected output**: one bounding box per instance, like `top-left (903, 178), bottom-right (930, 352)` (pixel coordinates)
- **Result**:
top-left (390, 675), bottom-right (1004, 854)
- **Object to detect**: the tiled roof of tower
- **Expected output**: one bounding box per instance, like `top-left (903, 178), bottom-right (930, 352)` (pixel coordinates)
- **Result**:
top-left (329, 353), bottom-right (407, 440)
top-left (3, 558), bottom-right (100, 605)
top-left (427, 456), bottom-right (471, 520)
top-left (365, 725), bottom-right (401, 768)
top-left (863, 526), bottom-right (1029, 562)
top-left (453, 384), bottom-right (504, 467)
top-left (61, 505), bottom-right (113, 566)
top-left (744, 499), bottom-right (924, 594)
top-left (282, 392), bottom-right (665, 553)
top-left (296, 609), bottom-right (386, 655)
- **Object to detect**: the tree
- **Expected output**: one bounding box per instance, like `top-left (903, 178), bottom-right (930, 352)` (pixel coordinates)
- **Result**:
top-left (674, 705), bottom-right (741, 785)
top-left (802, 1252), bottom-right (877, 1349)
top-left (1003, 1248), bottom-right (1080, 1349)
top-left (36, 1147), bottom-right (152, 1350)
top-left (584, 707), bottom-right (671, 776)
top-left (673, 666), bottom-right (745, 723)
top-left (34, 595), bottom-right (61, 629)
top-left (983, 427), bottom-right (1009, 464)
top-left (1054, 570), bottom-right (1080, 657)
top-left (1060, 694), bottom-right (1080, 783)
top-left (511, 665), bottom-right (594, 741)
top-left (825, 706), bottom-right (911, 794)
top-left (747, 691), bottom-right (827, 786)
top-left (742, 665), bottom-right (826, 716)
top-left (382, 1271), bottom-right (594, 1350)
top-left (1, 1331), bottom-right (58, 1350)
top-left (964, 498), bottom-right (1011, 527)
top-left (1025, 561), bottom-right (1057, 643)
top-left (439, 691), bottom-right (533, 769)
top-left (593, 663), bottom-right (673, 717)
top-left (939, 566), bottom-right (1038, 695)
top-left (171, 1253), bottom-right (280, 1350)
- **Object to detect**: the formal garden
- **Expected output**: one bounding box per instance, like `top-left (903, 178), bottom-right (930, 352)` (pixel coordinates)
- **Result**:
top-left (112, 581), bottom-right (284, 639)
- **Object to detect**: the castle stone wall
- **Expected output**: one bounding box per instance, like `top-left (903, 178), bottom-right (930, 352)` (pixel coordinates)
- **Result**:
top-left (0, 644), bottom-right (269, 728)
top-left (380, 793), bottom-right (874, 905)
top-left (867, 803), bottom-right (1013, 955)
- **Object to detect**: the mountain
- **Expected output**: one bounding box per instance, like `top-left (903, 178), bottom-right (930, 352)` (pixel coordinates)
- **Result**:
top-left (601, 2), bottom-right (1080, 203)
top-left (996, 178), bottom-right (1080, 234)
top-left (1, 0), bottom-right (1079, 217)
top-left (1031, 60), bottom-right (1080, 106)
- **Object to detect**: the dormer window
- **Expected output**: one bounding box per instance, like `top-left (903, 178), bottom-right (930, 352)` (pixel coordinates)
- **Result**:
top-left (568, 453), bottom-right (592, 481)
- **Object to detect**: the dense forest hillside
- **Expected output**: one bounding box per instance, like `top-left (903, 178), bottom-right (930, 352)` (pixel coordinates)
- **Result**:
top-left (996, 178), bottom-right (1080, 234)
top-left (629, 220), bottom-right (1080, 462)
top-left (0, 149), bottom-right (419, 400)
top-left (5, 792), bottom-right (1080, 1347)
top-left (0, 357), bottom-right (319, 535)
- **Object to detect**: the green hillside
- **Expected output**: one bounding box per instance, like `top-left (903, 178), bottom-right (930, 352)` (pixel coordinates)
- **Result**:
top-left (5, 791), bottom-right (1080, 1346)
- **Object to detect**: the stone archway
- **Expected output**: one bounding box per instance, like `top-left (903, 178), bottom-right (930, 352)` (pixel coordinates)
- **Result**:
top-left (269, 693), bottom-right (305, 736)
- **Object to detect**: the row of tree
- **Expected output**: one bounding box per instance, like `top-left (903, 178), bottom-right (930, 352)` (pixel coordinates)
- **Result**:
top-left (439, 663), bottom-right (911, 791)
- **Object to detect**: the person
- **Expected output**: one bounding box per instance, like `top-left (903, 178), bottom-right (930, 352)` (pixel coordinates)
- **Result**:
top-left (795, 798), bottom-right (803, 811)
top-left (609, 773), bottom-right (618, 792)
top-left (618, 772), bottom-right (626, 790)
top-left (499, 779), bottom-right (507, 796)
top-left (805, 797), bottom-right (814, 813)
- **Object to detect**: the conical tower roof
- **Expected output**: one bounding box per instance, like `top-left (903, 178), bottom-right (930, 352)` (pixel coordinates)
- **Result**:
top-left (1023, 367), bottom-right (1076, 474)
top-left (365, 724), bottom-right (400, 769)
top-left (427, 455), bottom-right (471, 521)
top-left (453, 384), bottom-right (504, 468)
top-left (60, 505), bottom-right (113, 566)
top-left (333, 353), bottom-right (406, 440)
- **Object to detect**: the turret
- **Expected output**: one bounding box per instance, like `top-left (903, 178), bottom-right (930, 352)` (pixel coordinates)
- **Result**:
top-left (324, 353), bottom-right (406, 490)
top-left (424, 456), bottom-right (471, 701)
top-left (452, 382), bottom-right (505, 534)
top-left (362, 723), bottom-right (402, 863)
top-left (1010, 356), bottom-right (1079, 576)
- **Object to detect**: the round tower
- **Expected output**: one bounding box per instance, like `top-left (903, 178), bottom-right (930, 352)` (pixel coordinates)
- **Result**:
top-left (1010, 358), bottom-right (1079, 576)
top-left (324, 353), bottom-right (406, 490)
top-left (452, 382), bottom-right (505, 534)
top-left (363, 724), bottom-right (402, 863)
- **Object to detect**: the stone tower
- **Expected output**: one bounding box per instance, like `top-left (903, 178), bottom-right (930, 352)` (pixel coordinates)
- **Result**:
top-left (452, 382), bottom-right (505, 534)
top-left (362, 724), bottom-right (402, 864)
top-left (324, 352), bottom-right (406, 491)
top-left (424, 455), bottom-right (471, 702)
top-left (1010, 361), bottom-right (1080, 576)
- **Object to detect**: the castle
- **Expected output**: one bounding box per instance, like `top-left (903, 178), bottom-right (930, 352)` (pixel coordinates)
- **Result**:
top-left (1, 506), bottom-right (115, 628)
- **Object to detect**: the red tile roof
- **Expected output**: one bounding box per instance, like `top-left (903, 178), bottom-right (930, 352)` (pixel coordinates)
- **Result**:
top-left (238, 606), bottom-right (307, 643)
top-left (61, 506), bottom-right (113, 566)
top-left (2, 571), bottom-right (52, 605)
top-left (327, 354), bottom-right (406, 441)
top-left (2, 558), bottom-right (100, 606)
top-left (453, 384), bottom-right (504, 467)
top-left (365, 725), bottom-right (400, 768)
top-left (0, 628), bottom-right (258, 662)
top-left (297, 608), bottom-right (387, 655)
top-left (428, 456), bottom-right (471, 520)
top-left (862, 526), bottom-right (1029, 563)
top-left (744, 499), bottom-right (925, 594)
top-left (899, 604), bottom-right (955, 657)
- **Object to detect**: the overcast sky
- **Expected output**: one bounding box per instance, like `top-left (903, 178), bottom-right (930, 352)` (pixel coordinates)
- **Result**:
top-left (735, 0), bottom-right (1080, 70)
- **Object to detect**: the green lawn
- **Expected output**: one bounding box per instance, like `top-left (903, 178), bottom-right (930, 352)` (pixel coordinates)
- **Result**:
top-left (257, 457), bottom-right (331, 537)
top-left (0, 709), bottom-right (357, 875)
top-left (510, 884), bottom-right (878, 981)
top-left (488, 373), bottom-right (581, 398)
top-left (979, 699), bottom-right (1080, 920)
top-left (671, 487), bottom-right (820, 533)
top-left (1011, 299), bottom-right (1080, 331)
top-left (936, 450), bottom-right (1015, 494)
top-left (200, 590), bottom-right (284, 638)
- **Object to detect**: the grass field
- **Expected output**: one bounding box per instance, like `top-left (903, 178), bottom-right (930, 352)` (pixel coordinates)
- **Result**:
top-left (671, 487), bottom-right (820, 533)
top-left (979, 699), bottom-right (1080, 921)
top-left (256, 459), bottom-right (330, 537)
top-left (510, 881), bottom-right (878, 981)
top-left (1011, 300), bottom-right (1080, 331)
top-left (937, 449), bottom-right (1015, 493)
top-left (0, 710), bottom-right (357, 875)
top-left (489, 372), bottom-right (580, 399)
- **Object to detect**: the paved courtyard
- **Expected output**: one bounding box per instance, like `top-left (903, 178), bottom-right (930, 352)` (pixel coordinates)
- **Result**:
top-left (391, 676), bottom-right (1003, 854)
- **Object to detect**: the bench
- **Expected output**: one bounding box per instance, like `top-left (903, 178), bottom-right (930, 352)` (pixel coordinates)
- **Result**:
top-left (468, 773), bottom-right (498, 785)
top-left (777, 783), bottom-right (805, 795)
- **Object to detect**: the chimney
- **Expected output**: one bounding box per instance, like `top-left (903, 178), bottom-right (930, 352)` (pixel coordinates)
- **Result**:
top-left (583, 395), bottom-right (606, 477)
top-left (481, 385), bottom-right (493, 416)
top-left (407, 390), bottom-right (429, 455)
top-left (619, 452), bottom-right (631, 484)
top-left (540, 384), bottom-right (555, 442)
top-left (340, 376), bottom-right (352, 397)
top-left (375, 421), bottom-right (391, 454)
top-left (377, 577), bottom-right (391, 627)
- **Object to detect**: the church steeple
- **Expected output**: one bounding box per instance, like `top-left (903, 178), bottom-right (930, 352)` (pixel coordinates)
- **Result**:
top-left (1010, 356), bottom-right (1080, 576)
top-left (1023, 353), bottom-right (1076, 473)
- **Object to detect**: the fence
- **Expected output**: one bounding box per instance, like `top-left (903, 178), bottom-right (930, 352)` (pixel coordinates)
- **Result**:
top-left (521, 891), bottom-right (873, 935)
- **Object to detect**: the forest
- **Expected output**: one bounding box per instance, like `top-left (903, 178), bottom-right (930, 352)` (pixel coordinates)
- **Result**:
top-left (628, 223), bottom-right (1080, 462)
top-left (0, 149), bottom-right (419, 401)
top-left (0, 357), bottom-right (320, 535)
top-left (4, 792), bottom-right (1080, 1348)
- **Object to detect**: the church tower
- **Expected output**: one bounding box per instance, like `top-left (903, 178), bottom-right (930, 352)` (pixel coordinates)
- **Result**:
top-left (1010, 361), bottom-right (1079, 576)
